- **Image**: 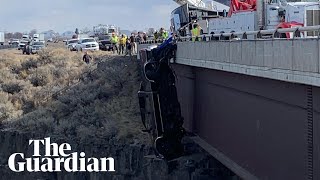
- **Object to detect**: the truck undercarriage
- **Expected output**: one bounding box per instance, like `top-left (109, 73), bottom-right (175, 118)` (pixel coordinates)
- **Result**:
top-left (138, 38), bottom-right (185, 160)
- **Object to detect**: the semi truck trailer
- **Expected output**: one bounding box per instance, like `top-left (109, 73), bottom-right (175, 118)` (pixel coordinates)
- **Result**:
top-left (0, 32), bottom-right (5, 45)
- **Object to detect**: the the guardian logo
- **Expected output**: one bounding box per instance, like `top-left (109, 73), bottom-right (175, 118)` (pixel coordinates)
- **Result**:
top-left (8, 137), bottom-right (115, 172)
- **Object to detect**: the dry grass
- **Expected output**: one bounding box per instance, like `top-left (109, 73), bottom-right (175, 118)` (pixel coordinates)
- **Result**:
top-left (0, 46), bottom-right (109, 119)
top-left (0, 45), bottom-right (146, 143)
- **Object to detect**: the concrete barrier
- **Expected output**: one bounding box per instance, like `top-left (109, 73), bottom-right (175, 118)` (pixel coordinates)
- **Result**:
top-left (176, 38), bottom-right (320, 87)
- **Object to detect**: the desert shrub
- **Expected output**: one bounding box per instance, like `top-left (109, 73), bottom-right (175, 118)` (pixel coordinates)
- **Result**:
top-left (29, 67), bottom-right (53, 87)
top-left (12, 108), bottom-right (54, 134)
top-left (11, 65), bottom-right (22, 74)
top-left (18, 70), bottom-right (29, 79)
top-left (22, 100), bottom-right (36, 114)
top-left (0, 91), bottom-right (23, 122)
top-left (0, 70), bottom-right (16, 84)
top-left (2, 82), bottom-right (24, 94)
top-left (37, 49), bottom-right (54, 65)
top-left (30, 75), bottom-right (49, 87)
top-left (21, 58), bottom-right (38, 70)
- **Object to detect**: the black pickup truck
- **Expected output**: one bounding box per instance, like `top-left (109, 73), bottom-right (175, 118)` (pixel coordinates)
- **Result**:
top-left (98, 35), bottom-right (112, 51)
top-left (138, 37), bottom-right (185, 160)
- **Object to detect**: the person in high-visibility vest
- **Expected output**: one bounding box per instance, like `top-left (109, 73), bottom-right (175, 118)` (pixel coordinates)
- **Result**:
top-left (111, 33), bottom-right (119, 54)
top-left (154, 31), bottom-right (159, 40)
top-left (159, 28), bottom-right (169, 40)
top-left (162, 31), bottom-right (169, 39)
top-left (119, 34), bottom-right (127, 55)
top-left (191, 24), bottom-right (201, 42)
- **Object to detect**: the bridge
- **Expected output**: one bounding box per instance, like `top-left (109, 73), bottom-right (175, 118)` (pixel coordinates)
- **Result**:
top-left (138, 27), bottom-right (320, 180)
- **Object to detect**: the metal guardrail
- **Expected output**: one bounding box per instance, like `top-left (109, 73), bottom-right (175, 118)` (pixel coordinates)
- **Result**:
top-left (138, 39), bottom-right (166, 45)
top-left (138, 25), bottom-right (320, 45)
top-left (178, 25), bottom-right (320, 41)
top-left (0, 45), bottom-right (18, 50)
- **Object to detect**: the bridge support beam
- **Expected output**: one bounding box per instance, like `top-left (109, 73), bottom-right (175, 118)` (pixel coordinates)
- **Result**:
top-left (172, 63), bottom-right (320, 180)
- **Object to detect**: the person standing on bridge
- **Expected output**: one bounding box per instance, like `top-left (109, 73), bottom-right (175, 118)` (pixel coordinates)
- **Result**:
top-left (130, 34), bottom-right (136, 54)
top-left (125, 39), bottom-right (132, 57)
top-left (154, 30), bottom-right (159, 41)
top-left (119, 34), bottom-right (127, 55)
top-left (111, 33), bottom-right (119, 54)
top-left (191, 23), bottom-right (201, 42)
top-left (159, 28), bottom-right (169, 40)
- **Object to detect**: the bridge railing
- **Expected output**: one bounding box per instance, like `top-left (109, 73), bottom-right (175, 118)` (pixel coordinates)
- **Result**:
top-left (178, 25), bottom-right (320, 41)
top-left (138, 25), bottom-right (320, 45)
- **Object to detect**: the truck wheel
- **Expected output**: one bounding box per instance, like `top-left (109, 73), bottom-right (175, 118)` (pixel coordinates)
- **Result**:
top-left (155, 135), bottom-right (184, 160)
top-left (80, 48), bottom-right (83, 52)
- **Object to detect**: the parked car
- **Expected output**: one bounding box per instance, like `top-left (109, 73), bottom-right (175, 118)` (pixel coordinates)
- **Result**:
top-left (10, 40), bottom-right (20, 47)
top-left (23, 41), bottom-right (45, 55)
top-left (65, 39), bottom-right (78, 51)
top-left (99, 40), bottom-right (112, 51)
top-left (76, 38), bottom-right (99, 51)
top-left (9, 39), bottom-right (20, 45)
top-left (98, 35), bottom-right (112, 51)
top-left (18, 41), bottom-right (27, 50)
top-left (30, 41), bottom-right (45, 54)
top-left (19, 43), bottom-right (26, 51)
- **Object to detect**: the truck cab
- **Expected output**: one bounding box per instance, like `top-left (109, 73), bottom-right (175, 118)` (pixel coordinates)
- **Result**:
top-left (33, 34), bottom-right (40, 41)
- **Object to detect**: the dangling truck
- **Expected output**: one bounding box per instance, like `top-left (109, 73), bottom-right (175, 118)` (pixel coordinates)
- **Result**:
top-left (171, 0), bottom-right (320, 39)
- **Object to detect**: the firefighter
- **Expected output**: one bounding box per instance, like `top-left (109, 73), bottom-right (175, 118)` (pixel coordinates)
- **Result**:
top-left (111, 33), bottom-right (119, 54)
top-left (119, 34), bottom-right (127, 55)
top-left (191, 23), bottom-right (201, 42)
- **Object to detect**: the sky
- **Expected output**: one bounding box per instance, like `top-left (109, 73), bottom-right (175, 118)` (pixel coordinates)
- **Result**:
top-left (0, 0), bottom-right (178, 33)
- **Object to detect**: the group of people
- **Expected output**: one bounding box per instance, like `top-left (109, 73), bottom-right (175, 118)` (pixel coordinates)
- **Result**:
top-left (154, 28), bottom-right (169, 41)
top-left (81, 28), bottom-right (173, 64)
top-left (110, 33), bottom-right (136, 57)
